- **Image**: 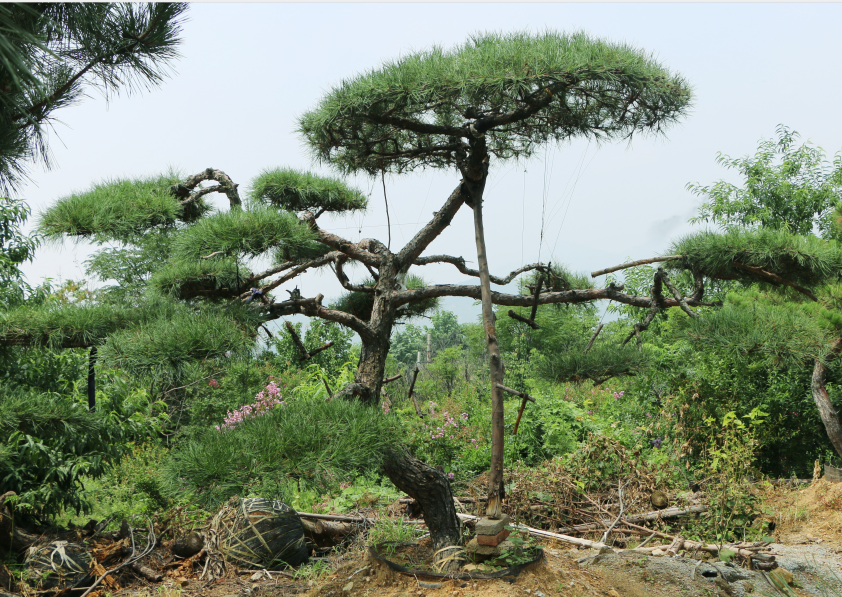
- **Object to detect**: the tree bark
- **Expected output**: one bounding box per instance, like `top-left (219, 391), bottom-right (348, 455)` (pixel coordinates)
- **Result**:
top-left (812, 339), bottom-right (842, 460)
top-left (381, 450), bottom-right (462, 569)
top-left (465, 159), bottom-right (505, 519)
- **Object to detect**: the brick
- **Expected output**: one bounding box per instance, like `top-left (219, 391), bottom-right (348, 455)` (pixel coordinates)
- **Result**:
top-left (476, 528), bottom-right (510, 546)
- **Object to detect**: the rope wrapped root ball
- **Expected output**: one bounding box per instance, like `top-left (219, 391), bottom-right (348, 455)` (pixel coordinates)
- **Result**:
top-left (215, 498), bottom-right (309, 570)
top-left (24, 541), bottom-right (94, 592)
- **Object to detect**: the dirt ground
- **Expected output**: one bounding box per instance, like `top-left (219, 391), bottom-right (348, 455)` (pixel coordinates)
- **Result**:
top-left (8, 479), bottom-right (842, 597)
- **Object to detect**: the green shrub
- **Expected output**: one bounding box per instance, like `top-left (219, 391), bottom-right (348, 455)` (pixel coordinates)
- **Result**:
top-left (0, 386), bottom-right (165, 518)
top-left (163, 391), bottom-right (404, 509)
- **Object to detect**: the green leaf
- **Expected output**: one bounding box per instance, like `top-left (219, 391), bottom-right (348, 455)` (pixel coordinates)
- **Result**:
top-left (718, 547), bottom-right (736, 562)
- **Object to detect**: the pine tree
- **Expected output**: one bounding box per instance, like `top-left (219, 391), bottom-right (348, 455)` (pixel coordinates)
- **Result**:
top-left (2, 31), bottom-right (697, 560)
top-left (0, 3), bottom-right (186, 194)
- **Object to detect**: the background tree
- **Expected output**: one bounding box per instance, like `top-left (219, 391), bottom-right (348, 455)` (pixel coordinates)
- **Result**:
top-left (0, 3), bottom-right (187, 194)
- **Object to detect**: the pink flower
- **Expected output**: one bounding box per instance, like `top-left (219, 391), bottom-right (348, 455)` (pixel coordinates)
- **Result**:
top-left (447, 473), bottom-right (454, 480)
top-left (208, 379), bottom-right (220, 388)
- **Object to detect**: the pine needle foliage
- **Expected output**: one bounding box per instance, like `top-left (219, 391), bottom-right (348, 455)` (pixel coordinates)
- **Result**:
top-left (299, 30), bottom-right (692, 174)
top-left (101, 307), bottom-right (255, 383)
top-left (250, 168), bottom-right (367, 213)
top-left (38, 172), bottom-right (196, 240)
top-left (0, 302), bottom-right (140, 349)
top-left (150, 258), bottom-right (250, 300)
top-left (171, 205), bottom-right (316, 261)
top-left (272, 240), bottom-right (333, 265)
top-left (163, 395), bottom-right (403, 509)
top-left (0, 3), bottom-right (187, 194)
top-left (535, 341), bottom-right (650, 383)
top-left (669, 229), bottom-right (842, 288)
top-left (679, 291), bottom-right (835, 368)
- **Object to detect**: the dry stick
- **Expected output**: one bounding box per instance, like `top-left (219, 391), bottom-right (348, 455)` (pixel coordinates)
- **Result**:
top-left (495, 383), bottom-right (536, 436)
top-left (507, 310), bottom-right (540, 329)
top-left (383, 373), bottom-right (403, 385)
top-left (660, 268), bottom-right (697, 319)
top-left (285, 321), bottom-right (311, 360)
top-left (637, 532), bottom-right (657, 549)
top-left (550, 505), bottom-right (708, 536)
top-left (407, 366), bottom-right (424, 418)
top-left (79, 521), bottom-right (157, 597)
top-left (456, 513), bottom-right (609, 551)
top-left (731, 261), bottom-right (818, 302)
top-left (591, 255), bottom-right (683, 278)
top-left (584, 324), bottom-right (604, 354)
top-left (307, 341), bottom-right (335, 358)
top-left (298, 512), bottom-right (424, 525)
top-left (600, 481), bottom-right (627, 544)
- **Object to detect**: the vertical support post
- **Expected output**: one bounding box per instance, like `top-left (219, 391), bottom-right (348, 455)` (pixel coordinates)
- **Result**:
top-left (87, 346), bottom-right (97, 410)
top-left (472, 194), bottom-right (506, 519)
top-left (426, 331), bottom-right (432, 365)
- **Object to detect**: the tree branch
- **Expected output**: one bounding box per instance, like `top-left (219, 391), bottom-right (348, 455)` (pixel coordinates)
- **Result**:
top-left (731, 262), bottom-right (818, 302)
top-left (396, 183), bottom-right (467, 268)
top-left (622, 271), bottom-right (666, 348)
top-left (364, 113), bottom-right (466, 137)
top-left (659, 268), bottom-right (697, 319)
top-left (172, 168), bottom-right (242, 209)
top-left (333, 257), bottom-right (375, 293)
top-left (470, 85), bottom-right (562, 135)
top-left (301, 212), bottom-right (381, 266)
top-left (265, 295), bottom-right (375, 342)
top-left (413, 255), bottom-right (545, 285)
top-left (392, 282), bottom-right (720, 310)
top-left (242, 252), bottom-right (342, 298)
top-left (591, 255), bottom-right (683, 278)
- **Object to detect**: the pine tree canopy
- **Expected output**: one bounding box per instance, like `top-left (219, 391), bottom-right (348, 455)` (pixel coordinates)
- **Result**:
top-left (669, 229), bottom-right (842, 289)
top-left (0, 3), bottom-right (187, 194)
top-left (250, 168), bottom-right (368, 213)
top-left (298, 30), bottom-right (692, 174)
top-left (150, 258), bottom-right (250, 301)
top-left (38, 172), bottom-right (198, 241)
top-left (679, 290), bottom-right (836, 367)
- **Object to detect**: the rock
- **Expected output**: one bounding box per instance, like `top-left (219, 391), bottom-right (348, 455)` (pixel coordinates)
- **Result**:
top-left (742, 581), bottom-right (754, 593)
top-left (717, 563), bottom-right (751, 583)
top-left (714, 577), bottom-right (733, 597)
top-left (171, 531), bottom-right (205, 558)
top-left (462, 564), bottom-right (478, 572)
top-left (608, 590), bottom-right (621, 597)
top-left (475, 515), bottom-right (510, 537)
top-left (250, 572), bottom-right (263, 582)
top-left (651, 549), bottom-right (666, 556)
top-left (650, 490), bottom-right (669, 509)
top-left (535, 592), bottom-right (547, 597)
top-left (343, 581), bottom-right (354, 592)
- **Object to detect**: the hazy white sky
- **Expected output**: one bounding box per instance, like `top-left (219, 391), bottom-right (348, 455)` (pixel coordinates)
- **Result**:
top-left (17, 2), bottom-right (842, 323)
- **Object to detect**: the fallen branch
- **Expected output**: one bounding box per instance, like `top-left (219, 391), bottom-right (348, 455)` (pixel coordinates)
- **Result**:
top-left (457, 513), bottom-right (610, 551)
top-left (298, 512), bottom-right (425, 525)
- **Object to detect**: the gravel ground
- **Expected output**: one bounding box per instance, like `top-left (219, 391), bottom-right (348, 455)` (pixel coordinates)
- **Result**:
top-left (576, 544), bottom-right (842, 597)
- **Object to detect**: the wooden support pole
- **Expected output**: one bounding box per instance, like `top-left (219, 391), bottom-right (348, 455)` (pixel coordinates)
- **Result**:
top-left (407, 366), bottom-right (424, 419)
top-left (584, 324), bottom-right (604, 354)
top-left (529, 265), bottom-right (546, 322)
top-left (285, 321), bottom-right (310, 360)
top-left (88, 346), bottom-right (97, 410)
top-left (495, 383), bottom-right (535, 436)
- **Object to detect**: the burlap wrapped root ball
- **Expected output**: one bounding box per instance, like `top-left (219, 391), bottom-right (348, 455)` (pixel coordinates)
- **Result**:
top-left (24, 541), bottom-right (93, 592)
top-left (216, 498), bottom-right (308, 569)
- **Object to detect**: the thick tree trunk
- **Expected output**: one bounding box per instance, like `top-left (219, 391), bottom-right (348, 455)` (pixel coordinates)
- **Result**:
top-left (345, 333), bottom-right (390, 404)
top-left (381, 450), bottom-right (462, 569)
top-left (812, 341), bottom-right (842, 461)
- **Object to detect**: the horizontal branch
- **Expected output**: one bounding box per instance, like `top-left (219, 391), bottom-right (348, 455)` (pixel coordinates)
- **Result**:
top-left (264, 295), bottom-right (375, 342)
top-left (254, 252), bottom-right (343, 298)
top-left (392, 283), bottom-right (720, 311)
top-left (591, 255), bottom-right (683, 278)
top-left (365, 113), bottom-right (465, 137)
top-left (172, 168), bottom-right (242, 209)
top-left (414, 255), bottom-right (544, 285)
top-left (397, 183), bottom-right (467, 268)
top-left (507, 310), bottom-right (540, 329)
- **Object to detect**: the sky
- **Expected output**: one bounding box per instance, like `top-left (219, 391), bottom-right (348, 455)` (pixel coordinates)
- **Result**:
top-left (16, 2), bottom-right (842, 325)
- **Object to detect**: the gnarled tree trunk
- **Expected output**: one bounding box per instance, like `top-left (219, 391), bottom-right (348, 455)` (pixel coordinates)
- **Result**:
top-left (812, 339), bottom-right (842, 461)
top-left (381, 450), bottom-right (462, 569)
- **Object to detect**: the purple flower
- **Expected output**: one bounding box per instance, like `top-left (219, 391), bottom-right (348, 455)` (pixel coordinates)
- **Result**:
top-left (651, 437), bottom-right (663, 448)
top-left (447, 473), bottom-right (455, 480)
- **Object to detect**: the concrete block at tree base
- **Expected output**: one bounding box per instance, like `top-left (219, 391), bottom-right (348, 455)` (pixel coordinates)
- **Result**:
top-left (825, 464), bottom-right (842, 482)
top-left (466, 537), bottom-right (521, 565)
top-left (476, 528), bottom-right (510, 546)
top-left (474, 515), bottom-right (510, 537)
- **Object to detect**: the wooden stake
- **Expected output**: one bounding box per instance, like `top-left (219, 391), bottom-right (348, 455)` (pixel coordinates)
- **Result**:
top-left (584, 324), bottom-right (604, 354)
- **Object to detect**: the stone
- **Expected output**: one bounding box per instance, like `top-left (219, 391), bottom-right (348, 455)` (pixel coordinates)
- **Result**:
top-left (650, 490), bottom-right (669, 509)
top-left (535, 592), bottom-right (547, 597)
top-left (462, 564), bottom-right (478, 572)
top-left (476, 528), bottom-right (510, 546)
top-left (608, 590), bottom-right (621, 597)
top-left (651, 549), bottom-right (666, 556)
top-left (343, 581), bottom-right (354, 592)
top-left (714, 577), bottom-right (734, 597)
top-left (742, 581), bottom-right (754, 593)
top-left (250, 572), bottom-right (263, 582)
top-left (475, 515), bottom-right (510, 537)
